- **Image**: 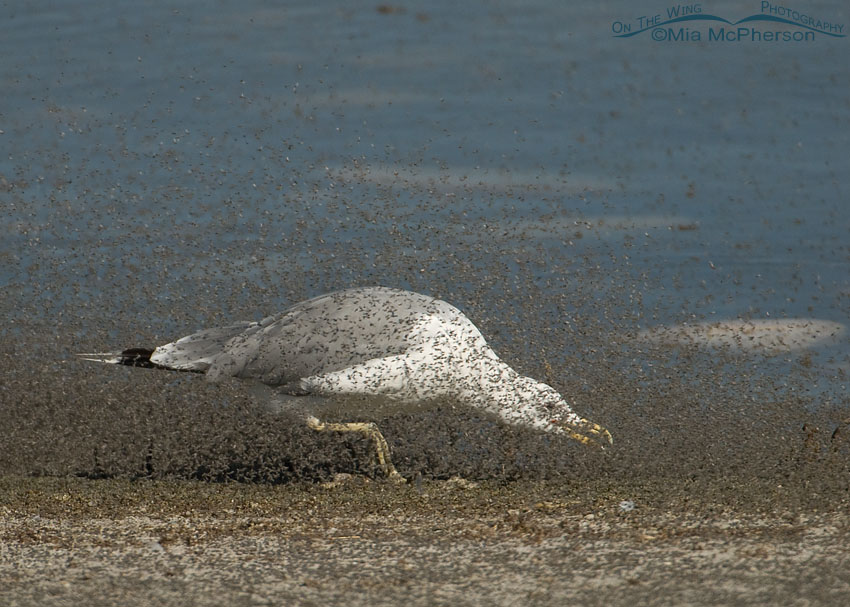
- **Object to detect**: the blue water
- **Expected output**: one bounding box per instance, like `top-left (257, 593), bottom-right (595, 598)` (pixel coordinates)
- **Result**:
top-left (2, 1), bottom-right (848, 401)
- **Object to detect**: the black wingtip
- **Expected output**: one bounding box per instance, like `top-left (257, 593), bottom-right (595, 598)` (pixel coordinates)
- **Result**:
top-left (76, 348), bottom-right (205, 374)
top-left (117, 348), bottom-right (158, 368)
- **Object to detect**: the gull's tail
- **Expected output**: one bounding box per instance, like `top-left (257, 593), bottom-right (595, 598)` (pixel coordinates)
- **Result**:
top-left (76, 321), bottom-right (258, 374)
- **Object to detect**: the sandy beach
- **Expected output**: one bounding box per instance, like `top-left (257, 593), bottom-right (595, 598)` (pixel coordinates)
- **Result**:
top-left (3, 338), bottom-right (850, 606)
top-left (3, 475), bottom-right (850, 606)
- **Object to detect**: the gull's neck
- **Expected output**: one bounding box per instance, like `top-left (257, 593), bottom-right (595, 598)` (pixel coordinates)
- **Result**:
top-left (456, 353), bottom-right (580, 433)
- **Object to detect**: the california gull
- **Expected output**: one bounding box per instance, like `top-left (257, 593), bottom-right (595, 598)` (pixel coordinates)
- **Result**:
top-left (80, 286), bottom-right (612, 480)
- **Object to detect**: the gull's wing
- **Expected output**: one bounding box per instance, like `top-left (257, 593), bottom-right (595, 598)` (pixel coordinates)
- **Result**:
top-left (206, 288), bottom-right (448, 385)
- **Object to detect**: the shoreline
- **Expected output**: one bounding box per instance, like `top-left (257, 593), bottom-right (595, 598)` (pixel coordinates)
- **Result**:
top-left (3, 476), bottom-right (849, 606)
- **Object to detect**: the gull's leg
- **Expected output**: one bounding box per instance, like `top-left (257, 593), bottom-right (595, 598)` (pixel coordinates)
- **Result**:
top-left (307, 416), bottom-right (406, 482)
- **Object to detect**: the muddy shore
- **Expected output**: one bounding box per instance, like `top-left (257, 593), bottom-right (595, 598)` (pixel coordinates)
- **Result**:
top-left (3, 343), bottom-right (850, 605)
top-left (3, 475), bottom-right (849, 606)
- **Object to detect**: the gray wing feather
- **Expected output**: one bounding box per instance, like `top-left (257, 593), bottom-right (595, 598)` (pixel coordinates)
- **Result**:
top-left (150, 322), bottom-right (258, 371)
top-left (207, 288), bottom-right (446, 385)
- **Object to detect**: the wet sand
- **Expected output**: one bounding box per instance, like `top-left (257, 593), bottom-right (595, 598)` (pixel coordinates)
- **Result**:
top-left (3, 340), bottom-right (850, 605)
top-left (3, 475), bottom-right (850, 606)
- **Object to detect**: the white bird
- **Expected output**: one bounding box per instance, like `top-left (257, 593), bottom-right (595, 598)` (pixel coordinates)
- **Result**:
top-left (79, 287), bottom-right (611, 481)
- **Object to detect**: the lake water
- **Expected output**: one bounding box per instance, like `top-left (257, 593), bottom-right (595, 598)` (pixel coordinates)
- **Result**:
top-left (2, 0), bottom-right (848, 407)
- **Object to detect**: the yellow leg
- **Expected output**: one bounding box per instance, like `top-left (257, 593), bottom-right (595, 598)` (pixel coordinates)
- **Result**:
top-left (307, 417), bottom-right (406, 482)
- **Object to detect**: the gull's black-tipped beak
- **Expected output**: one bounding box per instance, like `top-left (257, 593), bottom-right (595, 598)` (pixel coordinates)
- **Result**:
top-left (559, 418), bottom-right (613, 449)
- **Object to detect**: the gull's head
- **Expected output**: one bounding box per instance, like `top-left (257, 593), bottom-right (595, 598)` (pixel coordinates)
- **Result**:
top-left (496, 375), bottom-right (613, 449)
